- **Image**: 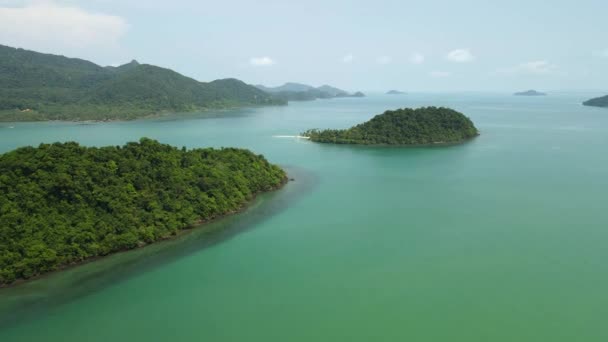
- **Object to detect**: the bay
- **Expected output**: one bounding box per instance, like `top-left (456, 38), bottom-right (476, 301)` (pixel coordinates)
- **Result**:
top-left (1, 93), bottom-right (608, 341)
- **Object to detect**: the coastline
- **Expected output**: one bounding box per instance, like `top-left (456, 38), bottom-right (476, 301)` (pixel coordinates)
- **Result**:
top-left (0, 102), bottom-right (288, 124)
top-left (0, 176), bottom-right (290, 289)
top-left (303, 133), bottom-right (480, 148)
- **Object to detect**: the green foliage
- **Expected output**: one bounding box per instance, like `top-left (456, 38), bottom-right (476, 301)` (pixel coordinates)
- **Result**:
top-left (583, 95), bottom-right (608, 108)
top-left (303, 107), bottom-right (479, 145)
top-left (0, 44), bottom-right (285, 122)
top-left (0, 139), bottom-right (286, 285)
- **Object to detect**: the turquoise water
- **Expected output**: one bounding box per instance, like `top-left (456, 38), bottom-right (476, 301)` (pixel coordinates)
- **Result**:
top-left (1, 93), bottom-right (608, 341)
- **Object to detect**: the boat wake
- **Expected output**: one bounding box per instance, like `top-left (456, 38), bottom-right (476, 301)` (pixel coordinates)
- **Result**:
top-left (272, 135), bottom-right (310, 139)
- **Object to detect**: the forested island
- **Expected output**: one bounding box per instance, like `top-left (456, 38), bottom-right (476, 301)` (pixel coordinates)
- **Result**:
top-left (303, 107), bottom-right (479, 145)
top-left (386, 90), bottom-right (406, 95)
top-left (256, 83), bottom-right (365, 101)
top-left (583, 95), bottom-right (608, 108)
top-left (0, 44), bottom-right (285, 122)
top-left (0, 139), bottom-right (287, 285)
top-left (514, 90), bottom-right (546, 96)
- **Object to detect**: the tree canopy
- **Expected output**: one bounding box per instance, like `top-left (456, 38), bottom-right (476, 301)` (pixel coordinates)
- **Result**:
top-left (0, 139), bottom-right (286, 285)
top-left (303, 107), bottom-right (479, 145)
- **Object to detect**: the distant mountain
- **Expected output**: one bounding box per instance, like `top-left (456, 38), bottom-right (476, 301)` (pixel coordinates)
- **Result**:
top-left (316, 85), bottom-right (349, 97)
top-left (257, 82), bottom-right (315, 93)
top-left (256, 82), bottom-right (365, 101)
top-left (514, 90), bottom-right (546, 96)
top-left (386, 90), bottom-right (406, 95)
top-left (0, 44), bottom-right (284, 121)
top-left (583, 95), bottom-right (608, 108)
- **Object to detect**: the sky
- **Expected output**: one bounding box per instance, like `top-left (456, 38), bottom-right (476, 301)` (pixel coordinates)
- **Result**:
top-left (0, 0), bottom-right (607, 92)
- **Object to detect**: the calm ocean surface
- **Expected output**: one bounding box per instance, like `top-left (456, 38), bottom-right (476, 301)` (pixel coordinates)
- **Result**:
top-left (1, 93), bottom-right (608, 341)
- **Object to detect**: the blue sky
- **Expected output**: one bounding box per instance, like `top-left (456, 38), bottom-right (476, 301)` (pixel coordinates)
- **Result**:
top-left (1, 0), bottom-right (607, 91)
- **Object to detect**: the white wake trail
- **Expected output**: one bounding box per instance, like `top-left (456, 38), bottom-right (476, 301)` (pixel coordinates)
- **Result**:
top-left (272, 135), bottom-right (310, 139)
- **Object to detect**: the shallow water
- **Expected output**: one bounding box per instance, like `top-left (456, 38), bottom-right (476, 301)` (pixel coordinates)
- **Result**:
top-left (1, 93), bottom-right (608, 341)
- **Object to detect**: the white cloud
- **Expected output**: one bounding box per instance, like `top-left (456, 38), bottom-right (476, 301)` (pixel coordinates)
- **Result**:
top-left (342, 54), bottom-right (354, 63)
top-left (410, 53), bottom-right (425, 64)
top-left (430, 71), bottom-right (451, 78)
top-left (0, 1), bottom-right (128, 55)
top-left (446, 49), bottom-right (475, 63)
top-left (376, 56), bottom-right (392, 64)
top-left (249, 56), bottom-right (276, 66)
top-left (496, 60), bottom-right (557, 75)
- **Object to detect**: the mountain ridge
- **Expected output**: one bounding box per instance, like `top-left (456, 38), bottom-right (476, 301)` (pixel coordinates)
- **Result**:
top-left (0, 44), bottom-right (284, 121)
top-left (255, 82), bottom-right (365, 101)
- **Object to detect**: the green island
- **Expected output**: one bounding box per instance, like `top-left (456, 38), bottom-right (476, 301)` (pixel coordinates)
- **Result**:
top-left (0, 44), bottom-right (285, 122)
top-left (303, 107), bottom-right (479, 145)
top-left (0, 138), bottom-right (287, 285)
top-left (583, 95), bottom-right (608, 108)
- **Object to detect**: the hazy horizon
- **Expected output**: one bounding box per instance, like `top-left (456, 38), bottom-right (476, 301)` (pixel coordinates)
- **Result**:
top-left (1, 0), bottom-right (607, 92)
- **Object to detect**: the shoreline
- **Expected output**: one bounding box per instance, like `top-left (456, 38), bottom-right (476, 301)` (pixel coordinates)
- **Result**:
top-left (303, 133), bottom-right (480, 148)
top-left (0, 176), bottom-right (290, 289)
top-left (0, 102), bottom-right (288, 124)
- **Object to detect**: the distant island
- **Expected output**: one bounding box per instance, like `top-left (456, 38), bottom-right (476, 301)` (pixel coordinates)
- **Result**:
top-left (256, 82), bottom-right (365, 101)
top-left (582, 94), bottom-right (608, 108)
top-left (0, 138), bottom-right (287, 286)
top-left (303, 107), bottom-right (479, 145)
top-left (514, 90), bottom-right (546, 96)
top-left (0, 44), bottom-right (285, 122)
top-left (386, 90), bottom-right (406, 95)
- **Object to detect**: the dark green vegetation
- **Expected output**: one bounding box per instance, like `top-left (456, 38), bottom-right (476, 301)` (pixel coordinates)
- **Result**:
top-left (0, 44), bottom-right (284, 122)
top-left (256, 82), bottom-right (365, 101)
top-left (514, 90), bottom-right (546, 96)
top-left (0, 139), bottom-right (286, 285)
top-left (583, 94), bottom-right (608, 108)
top-left (386, 90), bottom-right (406, 95)
top-left (303, 107), bottom-right (479, 145)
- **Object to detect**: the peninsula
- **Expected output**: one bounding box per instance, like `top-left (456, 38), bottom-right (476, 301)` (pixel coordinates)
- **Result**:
top-left (0, 138), bottom-right (287, 285)
top-left (303, 107), bottom-right (479, 145)
top-left (583, 94), bottom-right (608, 108)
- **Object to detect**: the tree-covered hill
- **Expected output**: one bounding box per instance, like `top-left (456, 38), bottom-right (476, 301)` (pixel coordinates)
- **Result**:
top-left (0, 138), bottom-right (287, 285)
top-left (0, 44), bottom-right (285, 121)
top-left (583, 95), bottom-right (608, 108)
top-left (303, 107), bottom-right (479, 145)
